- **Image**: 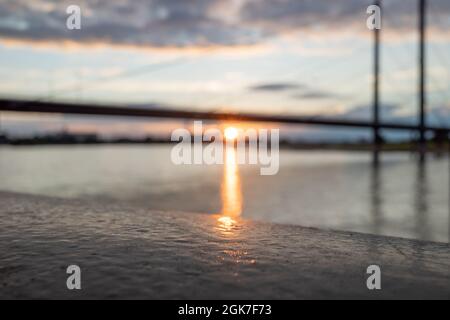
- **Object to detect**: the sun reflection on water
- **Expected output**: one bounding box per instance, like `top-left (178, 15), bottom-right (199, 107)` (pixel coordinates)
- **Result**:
top-left (218, 216), bottom-right (237, 226)
top-left (214, 137), bottom-right (258, 267)
top-left (217, 146), bottom-right (243, 233)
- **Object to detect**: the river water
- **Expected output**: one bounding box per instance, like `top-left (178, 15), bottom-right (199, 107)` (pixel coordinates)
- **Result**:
top-left (0, 145), bottom-right (448, 243)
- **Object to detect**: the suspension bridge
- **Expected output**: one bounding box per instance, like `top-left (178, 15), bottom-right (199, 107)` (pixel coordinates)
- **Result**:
top-left (0, 0), bottom-right (448, 148)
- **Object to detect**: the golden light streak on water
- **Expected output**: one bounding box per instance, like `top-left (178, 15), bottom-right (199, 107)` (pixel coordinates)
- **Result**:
top-left (221, 147), bottom-right (242, 218)
top-left (217, 146), bottom-right (243, 232)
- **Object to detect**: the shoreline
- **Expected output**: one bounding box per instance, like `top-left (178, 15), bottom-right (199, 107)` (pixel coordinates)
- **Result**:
top-left (1, 143), bottom-right (449, 152)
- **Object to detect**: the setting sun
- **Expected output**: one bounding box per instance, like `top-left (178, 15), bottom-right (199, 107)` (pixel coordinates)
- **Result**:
top-left (224, 127), bottom-right (239, 141)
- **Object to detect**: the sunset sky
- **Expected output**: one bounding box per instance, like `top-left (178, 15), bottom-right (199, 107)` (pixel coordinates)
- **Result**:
top-left (0, 0), bottom-right (449, 139)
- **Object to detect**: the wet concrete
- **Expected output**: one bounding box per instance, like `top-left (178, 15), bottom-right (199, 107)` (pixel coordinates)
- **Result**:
top-left (0, 191), bottom-right (448, 299)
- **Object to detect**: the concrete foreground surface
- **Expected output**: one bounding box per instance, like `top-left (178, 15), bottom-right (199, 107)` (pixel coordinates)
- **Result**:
top-left (0, 191), bottom-right (449, 299)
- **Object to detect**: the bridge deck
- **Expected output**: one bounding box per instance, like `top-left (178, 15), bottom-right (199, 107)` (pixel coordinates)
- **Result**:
top-left (1, 99), bottom-right (449, 133)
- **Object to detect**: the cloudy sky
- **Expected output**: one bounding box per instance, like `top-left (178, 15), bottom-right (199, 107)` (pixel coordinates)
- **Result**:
top-left (0, 0), bottom-right (449, 139)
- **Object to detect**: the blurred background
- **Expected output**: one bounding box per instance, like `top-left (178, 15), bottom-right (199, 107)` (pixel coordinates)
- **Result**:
top-left (0, 0), bottom-right (449, 243)
top-left (0, 0), bottom-right (448, 140)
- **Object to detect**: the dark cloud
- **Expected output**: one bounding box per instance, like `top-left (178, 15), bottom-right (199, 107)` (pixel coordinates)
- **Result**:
top-left (250, 83), bottom-right (341, 100)
top-left (0, 0), bottom-right (448, 48)
top-left (249, 82), bottom-right (303, 92)
top-left (340, 103), bottom-right (450, 129)
top-left (338, 103), bottom-right (401, 120)
top-left (241, 0), bottom-right (450, 33)
top-left (0, 0), bottom-right (263, 47)
top-left (241, 0), bottom-right (371, 33)
top-left (293, 90), bottom-right (341, 100)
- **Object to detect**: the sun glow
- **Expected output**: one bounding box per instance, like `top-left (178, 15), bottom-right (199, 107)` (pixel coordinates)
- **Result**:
top-left (224, 127), bottom-right (239, 141)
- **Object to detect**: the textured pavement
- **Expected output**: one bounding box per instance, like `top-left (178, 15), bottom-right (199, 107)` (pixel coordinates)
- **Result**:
top-left (0, 191), bottom-right (449, 299)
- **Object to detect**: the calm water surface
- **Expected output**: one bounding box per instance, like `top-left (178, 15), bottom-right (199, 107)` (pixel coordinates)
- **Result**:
top-left (0, 145), bottom-right (448, 243)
